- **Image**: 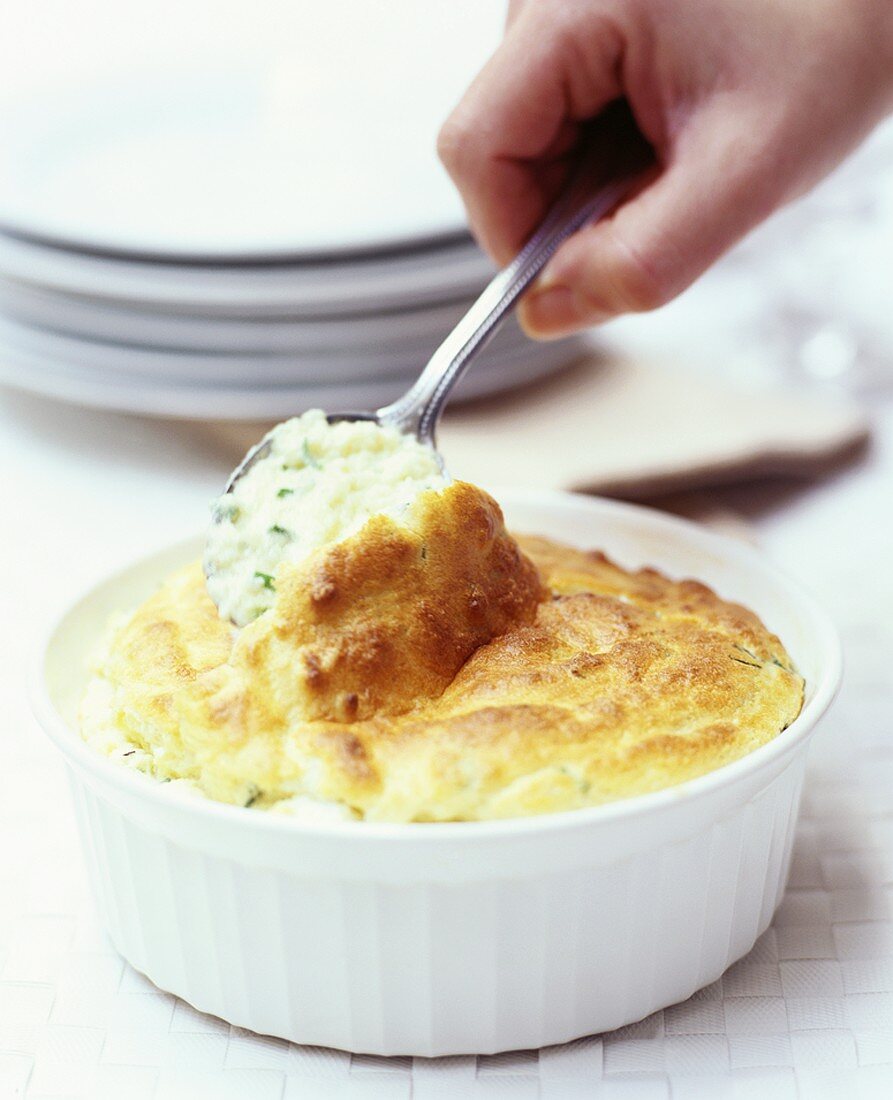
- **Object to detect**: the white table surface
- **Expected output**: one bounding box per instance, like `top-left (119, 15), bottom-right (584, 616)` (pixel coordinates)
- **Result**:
top-left (1, 376), bottom-right (892, 1099)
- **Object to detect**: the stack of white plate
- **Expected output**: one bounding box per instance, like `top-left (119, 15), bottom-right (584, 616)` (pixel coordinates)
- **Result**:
top-left (0, 2), bottom-right (583, 420)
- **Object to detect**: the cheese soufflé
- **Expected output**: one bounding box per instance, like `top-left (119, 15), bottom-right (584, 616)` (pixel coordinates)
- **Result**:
top-left (81, 412), bottom-right (804, 823)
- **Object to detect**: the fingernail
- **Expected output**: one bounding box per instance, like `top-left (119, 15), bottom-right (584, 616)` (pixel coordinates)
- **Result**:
top-left (522, 282), bottom-right (614, 338)
top-left (520, 285), bottom-right (578, 337)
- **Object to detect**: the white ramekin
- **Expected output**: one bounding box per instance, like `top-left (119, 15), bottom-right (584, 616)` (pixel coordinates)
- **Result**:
top-left (30, 491), bottom-right (841, 1056)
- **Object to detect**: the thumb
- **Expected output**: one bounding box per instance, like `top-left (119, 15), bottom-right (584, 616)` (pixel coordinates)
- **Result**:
top-left (519, 104), bottom-right (777, 337)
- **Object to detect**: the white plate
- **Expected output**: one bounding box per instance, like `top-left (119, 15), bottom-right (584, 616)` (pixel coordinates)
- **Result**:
top-left (0, 2), bottom-right (504, 258)
top-left (0, 313), bottom-right (538, 385)
top-left (0, 234), bottom-right (495, 317)
top-left (0, 333), bottom-right (582, 419)
top-left (0, 281), bottom-right (488, 354)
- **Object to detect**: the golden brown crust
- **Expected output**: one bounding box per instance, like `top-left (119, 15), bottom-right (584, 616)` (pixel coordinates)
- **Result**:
top-left (83, 515), bottom-right (804, 821)
top-left (209, 482), bottom-right (542, 726)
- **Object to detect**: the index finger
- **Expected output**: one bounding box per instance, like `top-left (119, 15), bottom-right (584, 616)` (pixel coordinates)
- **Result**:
top-left (437, 2), bottom-right (624, 263)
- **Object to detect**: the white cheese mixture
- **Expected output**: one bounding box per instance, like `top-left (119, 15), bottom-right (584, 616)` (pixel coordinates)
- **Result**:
top-left (204, 409), bottom-right (449, 625)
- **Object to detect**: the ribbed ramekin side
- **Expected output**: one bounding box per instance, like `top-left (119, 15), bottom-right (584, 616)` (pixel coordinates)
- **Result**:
top-left (66, 751), bottom-right (809, 1055)
top-left (556, 756), bottom-right (806, 1041)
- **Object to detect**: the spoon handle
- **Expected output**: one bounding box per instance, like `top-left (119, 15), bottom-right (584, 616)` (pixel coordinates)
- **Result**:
top-left (378, 103), bottom-right (653, 445)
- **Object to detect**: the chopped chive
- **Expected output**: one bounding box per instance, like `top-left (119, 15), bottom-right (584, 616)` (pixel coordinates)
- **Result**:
top-left (254, 571), bottom-right (276, 591)
top-left (301, 439), bottom-right (320, 467)
top-left (281, 440), bottom-right (319, 471)
top-left (276, 487), bottom-right (294, 498)
top-left (214, 501), bottom-right (241, 522)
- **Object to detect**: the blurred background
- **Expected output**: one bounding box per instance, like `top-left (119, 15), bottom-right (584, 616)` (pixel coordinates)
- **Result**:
top-left (0, 0), bottom-right (890, 457)
top-left (0, 0), bottom-right (571, 419)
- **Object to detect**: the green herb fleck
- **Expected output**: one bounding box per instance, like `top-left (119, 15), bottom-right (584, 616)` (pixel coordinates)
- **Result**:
top-left (214, 501), bottom-right (241, 523)
top-left (281, 439), bottom-right (319, 470)
top-left (269, 524), bottom-right (291, 537)
top-left (254, 571), bottom-right (276, 591)
top-left (276, 487), bottom-right (294, 498)
top-left (731, 643), bottom-right (763, 669)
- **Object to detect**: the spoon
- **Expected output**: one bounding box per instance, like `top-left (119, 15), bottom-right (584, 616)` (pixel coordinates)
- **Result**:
top-left (224, 102), bottom-right (653, 491)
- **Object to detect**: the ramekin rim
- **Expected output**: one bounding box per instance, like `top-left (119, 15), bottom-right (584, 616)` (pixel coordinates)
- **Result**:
top-left (29, 490), bottom-right (843, 842)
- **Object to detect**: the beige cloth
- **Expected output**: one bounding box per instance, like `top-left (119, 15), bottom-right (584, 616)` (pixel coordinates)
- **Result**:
top-left (198, 353), bottom-right (869, 500)
top-left (440, 354), bottom-right (868, 497)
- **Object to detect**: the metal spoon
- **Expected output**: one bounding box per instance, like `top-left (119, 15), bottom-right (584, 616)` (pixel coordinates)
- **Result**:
top-left (223, 104), bottom-right (653, 491)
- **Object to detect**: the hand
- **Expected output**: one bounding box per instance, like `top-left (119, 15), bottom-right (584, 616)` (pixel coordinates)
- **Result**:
top-left (438, 0), bottom-right (893, 338)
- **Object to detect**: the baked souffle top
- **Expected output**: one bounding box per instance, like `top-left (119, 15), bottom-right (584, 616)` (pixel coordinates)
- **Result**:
top-left (81, 475), bottom-right (803, 821)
